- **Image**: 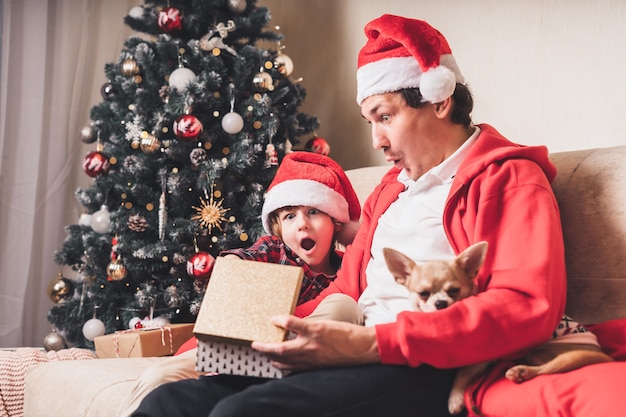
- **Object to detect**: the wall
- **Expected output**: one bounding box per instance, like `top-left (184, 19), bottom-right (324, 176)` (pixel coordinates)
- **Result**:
top-left (261, 0), bottom-right (626, 169)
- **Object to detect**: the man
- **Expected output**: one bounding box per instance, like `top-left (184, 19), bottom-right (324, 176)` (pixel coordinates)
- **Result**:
top-left (132, 14), bottom-right (565, 417)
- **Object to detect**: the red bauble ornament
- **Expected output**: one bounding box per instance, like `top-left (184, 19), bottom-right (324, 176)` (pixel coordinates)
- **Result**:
top-left (305, 137), bottom-right (331, 156)
top-left (173, 114), bottom-right (203, 141)
top-left (187, 251), bottom-right (215, 280)
top-left (82, 151), bottom-right (111, 177)
top-left (157, 7), bottom-right (183, 33)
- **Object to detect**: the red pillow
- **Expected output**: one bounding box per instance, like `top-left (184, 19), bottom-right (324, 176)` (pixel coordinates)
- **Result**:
top-left (174, 335), bottom-right (197, 355)
top-left (467, 317), bottom-right (626, 416)
top-left (468, 362), bottom-right (626, 417)
top-left (588, 318), bottom-right (626, 361)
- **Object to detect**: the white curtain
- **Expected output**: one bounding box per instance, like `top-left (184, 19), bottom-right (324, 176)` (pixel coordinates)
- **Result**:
top-left (0, 0), bottom-right (138, 347)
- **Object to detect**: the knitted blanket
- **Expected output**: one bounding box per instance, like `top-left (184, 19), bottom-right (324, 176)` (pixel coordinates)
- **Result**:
top-left (0, 347), bottom-right (96, 417)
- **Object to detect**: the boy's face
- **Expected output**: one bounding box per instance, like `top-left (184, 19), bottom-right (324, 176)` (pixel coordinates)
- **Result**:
top-left (276, 206), bottom-right (338, 274)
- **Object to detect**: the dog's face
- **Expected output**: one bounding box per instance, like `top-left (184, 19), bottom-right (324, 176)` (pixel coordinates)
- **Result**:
top-left (383, 242), bottom-right (488, 312)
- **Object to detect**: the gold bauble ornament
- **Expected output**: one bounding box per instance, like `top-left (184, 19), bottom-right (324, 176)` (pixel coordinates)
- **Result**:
top-left (140, 133), bottom-right (161, 153)
top-left (47, 273), bottom-right (74, 303)
top-left (121, 58), bottom-right (140, 76)
top-left (106, 259), bottom-right (128, 281)
top-left (274, 54), bottom-right (294, 76)
top-left (252, 71), bottom-right (273, 91)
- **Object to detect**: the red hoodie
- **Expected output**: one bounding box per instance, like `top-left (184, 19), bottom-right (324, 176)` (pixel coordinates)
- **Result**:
top-left (295, 124), bottom-right (566, 369)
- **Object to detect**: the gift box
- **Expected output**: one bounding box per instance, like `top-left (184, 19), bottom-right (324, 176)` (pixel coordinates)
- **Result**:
top-left (194, 257), bottom-right (303, 378)
top-left (94, 323), bottom-right (195, 358)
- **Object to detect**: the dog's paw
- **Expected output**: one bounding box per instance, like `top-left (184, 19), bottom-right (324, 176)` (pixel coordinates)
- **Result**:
top-left (448, 391), bottom-right (465, 415)
top-left (505, 365), bottom-right (534, 383)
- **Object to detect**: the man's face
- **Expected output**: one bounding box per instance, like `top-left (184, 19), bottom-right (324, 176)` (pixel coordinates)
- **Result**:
top-left (361, 92), bottom-right (439, 180)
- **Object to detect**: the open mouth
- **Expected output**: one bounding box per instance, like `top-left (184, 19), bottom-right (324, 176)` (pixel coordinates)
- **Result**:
top-left (300, 238), bottom-right (315, 251)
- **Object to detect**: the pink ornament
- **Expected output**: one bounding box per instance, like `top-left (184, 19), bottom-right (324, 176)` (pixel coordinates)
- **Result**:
top-left (187, 251), bottom-right (215, 280)
top-left (173, 114), bottom-right (203, 141)
top-left (157, 7), bottom-right (183, 33)
top-left (305, 137), bottom-right (331, 156)
top-left (82, 151), bottom-right (111, 177)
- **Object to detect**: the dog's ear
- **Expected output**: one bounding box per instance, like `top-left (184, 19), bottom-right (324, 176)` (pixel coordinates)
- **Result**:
top-left (456, 241), bottom-right (488, 279)
top-left (383, 247), bottom-right (416, 285)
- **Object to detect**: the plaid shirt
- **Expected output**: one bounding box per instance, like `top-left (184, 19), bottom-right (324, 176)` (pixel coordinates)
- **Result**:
top-left (220, 235), bottom-right (343, 305)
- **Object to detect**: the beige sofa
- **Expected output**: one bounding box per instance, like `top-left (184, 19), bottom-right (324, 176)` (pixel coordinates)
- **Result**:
top-left (23, 145), bottom-right (626, 417)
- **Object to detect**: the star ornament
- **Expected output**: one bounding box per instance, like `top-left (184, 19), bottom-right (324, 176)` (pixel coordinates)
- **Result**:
top-left (192, 194), bottom-right (230, 233)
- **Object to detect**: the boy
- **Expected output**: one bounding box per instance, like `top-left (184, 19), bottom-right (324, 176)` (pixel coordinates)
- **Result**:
top-left (120, 151), bottom-right (361, 417)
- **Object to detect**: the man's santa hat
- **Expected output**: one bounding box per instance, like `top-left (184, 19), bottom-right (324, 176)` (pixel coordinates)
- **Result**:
top-left (262, 151), bottom-right (361, 245)
top-left (356, 14), bottom-right (465, 105)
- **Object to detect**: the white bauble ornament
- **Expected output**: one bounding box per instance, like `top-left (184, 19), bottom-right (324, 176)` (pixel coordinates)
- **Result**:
top-left (169, 67), bottom-right (197, 91)
top-left (227, 0), bottom-right (247, 13)
top-left (91, 205), bottom-right (112, 234)
top-left (128, 6), bottom-right (143, 19)
top-left (82, 318), bottom-right (106, 341)
top-left (79, 213), bottom-right (92, 226)
top-left (221, 112), bottom-right (244, 134)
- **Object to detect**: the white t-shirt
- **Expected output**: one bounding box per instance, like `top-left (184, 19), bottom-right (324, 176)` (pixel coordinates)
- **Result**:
top-left (358, 127), bottom-right (480, 326)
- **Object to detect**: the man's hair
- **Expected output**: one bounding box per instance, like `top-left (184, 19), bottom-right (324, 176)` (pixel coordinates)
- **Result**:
top-left (400, 83), bottom-right (473, 126)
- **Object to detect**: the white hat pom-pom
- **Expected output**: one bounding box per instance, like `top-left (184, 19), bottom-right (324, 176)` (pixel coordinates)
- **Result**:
top-left (419, 65), bottom-right (456, 103)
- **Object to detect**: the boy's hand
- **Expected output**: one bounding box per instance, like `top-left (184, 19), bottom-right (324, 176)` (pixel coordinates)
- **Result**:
top-left (250, 315), bottom-right (380, 371)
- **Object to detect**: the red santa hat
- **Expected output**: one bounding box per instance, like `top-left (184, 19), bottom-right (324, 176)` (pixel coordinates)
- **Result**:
top-left (262, 151), bottom-right (361, 245)
top-left (356, 14), bottom-right (465, 105)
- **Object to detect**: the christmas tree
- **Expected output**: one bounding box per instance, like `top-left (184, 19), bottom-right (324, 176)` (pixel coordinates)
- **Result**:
top-left (45, 0), bottom-right (319, 350)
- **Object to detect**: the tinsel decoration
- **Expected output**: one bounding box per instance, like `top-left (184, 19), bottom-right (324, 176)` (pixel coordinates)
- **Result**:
top-left (159, 175), bottom-right (167, 241)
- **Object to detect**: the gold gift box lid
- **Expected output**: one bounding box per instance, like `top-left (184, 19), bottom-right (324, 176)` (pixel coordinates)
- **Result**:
top-left (193, 257), bottom-right (304, 344)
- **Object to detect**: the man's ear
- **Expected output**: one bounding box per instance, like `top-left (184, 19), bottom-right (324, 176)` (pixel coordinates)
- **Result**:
top-left (433, 96), bottom-right (453, 119)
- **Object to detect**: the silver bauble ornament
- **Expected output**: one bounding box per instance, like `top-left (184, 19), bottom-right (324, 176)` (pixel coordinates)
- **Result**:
top-left (43, 331), bottom-right (67, 351)
top-left (80, 125), bottom-right (96, 144)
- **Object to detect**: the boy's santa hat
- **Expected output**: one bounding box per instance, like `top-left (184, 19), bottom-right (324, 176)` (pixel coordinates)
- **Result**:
top-left (262, 151), bottom-right (361, 245)
top-left (356, 14), bottom-right (465, 105)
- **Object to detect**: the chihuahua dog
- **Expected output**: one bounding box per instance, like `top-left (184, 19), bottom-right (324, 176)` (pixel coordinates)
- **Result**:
top-left (383, 242), bottom-right (613, 415)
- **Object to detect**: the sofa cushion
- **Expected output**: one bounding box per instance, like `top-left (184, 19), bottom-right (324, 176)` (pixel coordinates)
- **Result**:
top-left (589, 318), bottom-right (626, 361)
top-left (468, 361), bottom-right (626, 417)
top-left (23, 357), bottom-right (162, 417)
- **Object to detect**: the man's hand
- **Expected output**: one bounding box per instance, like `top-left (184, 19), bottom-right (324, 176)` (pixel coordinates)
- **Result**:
top-left (250, 315), bottom-right (380, 371)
